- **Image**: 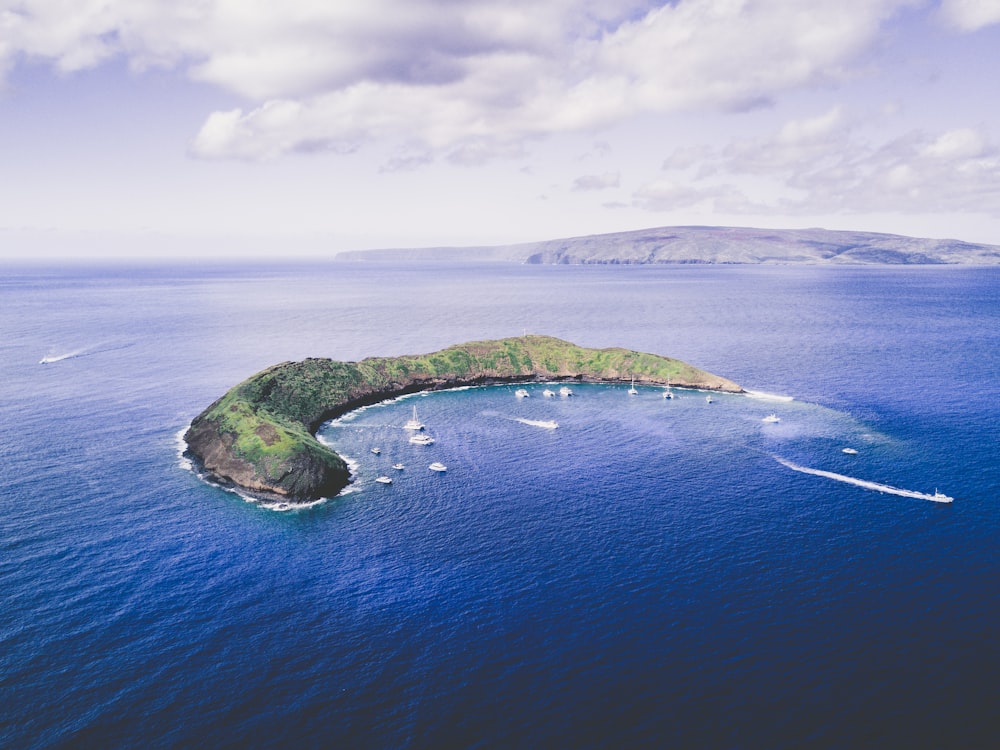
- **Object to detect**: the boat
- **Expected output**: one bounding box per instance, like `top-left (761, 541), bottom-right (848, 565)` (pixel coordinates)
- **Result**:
top-left (662, 387), bottom-right (673, 400)
top-left (404, 405), bottom-right (424, 431)
top-left (409, 434), bottom-right (434, 445)
top-left (375, 476), bottom-right (392, 484)
top-left (628, 377), bottom-right (638, 396)
top-left (842, 448), bottom-right (858, 455)
top-left (543, 389), bottom-right (555, 398)
top-left (931, 489), bottom-right (953, 503)
top-left (274, 502), bottom-right (291, 511)
top-left (392, 463), bottom-right (405, 470)
top-left (559, 386), bottom-right (573, 397)
top-left (762, 414), bottom-right (780, 423)
top-left (370, 447), bottom-right (381, 455)
top-left (428, 462), bottom-right (447, 472)
top-left (515, 388), bottom-right (530, 398)
top-left (705, 395), bottom-right (713, 404)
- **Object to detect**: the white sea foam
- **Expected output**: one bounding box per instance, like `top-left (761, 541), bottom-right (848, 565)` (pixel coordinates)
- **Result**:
top-left (773, 455), bottom-right (952, 503)
top-left (174, 426), bottom-right (193, 471)
top-left (258, 496), bottom-right (331, 512)
top-left (746, 390), bottom-right (795, 402)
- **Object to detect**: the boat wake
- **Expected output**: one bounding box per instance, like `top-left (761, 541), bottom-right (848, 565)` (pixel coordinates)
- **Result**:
top-left (773, 455), bottom-right (952, 503)
top-left (39, 341), bottom-right (134, 364)
top-left (746, 390), bottom-right (795, 403)
top-left (515, 418), bottom-right (559, 430)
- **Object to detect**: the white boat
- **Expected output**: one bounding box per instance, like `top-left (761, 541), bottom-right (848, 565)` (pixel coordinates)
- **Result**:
top-left (662, 387), bottom-right (673, 400)
top-left (543, 388), bottom-right (555, 398)
top-left (515, 388), bottom-right (530, 398)
top-left (842, 448), bottom-right (858, 455)
top-left (428, 462), bottom-right (447, 472)
top-left (762, 414), bottom-right (780, 423)
top-left (628, 377), bottom-right (638, 396)
top-left (559, 386), bottom-right (573, 397)
top-left (705, 395), bottom-right (713, 404)
top-left (370, 447), bottom-right (381, 455)
top-left (375, 476), bottom-right (392, 484)
top-left (409, 434), bottom-right (435, 445)
top-left (392, 463), bottom-right (405, 470)
top-left (404, 405), bottom-right (425, 431)
top-left (931, 489), bottom-right (953, 503)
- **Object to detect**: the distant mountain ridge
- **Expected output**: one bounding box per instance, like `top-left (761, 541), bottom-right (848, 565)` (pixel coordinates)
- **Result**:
top-left (336, 226), bottom-right (1000, 265)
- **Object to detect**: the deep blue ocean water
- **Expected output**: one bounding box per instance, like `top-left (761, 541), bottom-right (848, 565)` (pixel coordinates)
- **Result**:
top-left (2, 262), bottom-right (998, 748)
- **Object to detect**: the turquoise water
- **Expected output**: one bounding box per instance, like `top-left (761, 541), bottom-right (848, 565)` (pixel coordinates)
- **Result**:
top-left (1, 263), bottom-right (998, 747)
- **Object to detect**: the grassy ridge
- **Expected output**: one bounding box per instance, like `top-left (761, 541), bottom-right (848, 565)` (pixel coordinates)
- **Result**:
top-left (184, 335), bottom-right (741, 501)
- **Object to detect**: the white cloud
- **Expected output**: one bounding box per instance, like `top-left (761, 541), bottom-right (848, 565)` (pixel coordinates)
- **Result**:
top-left (939, 0), bottom-right (1000, 31)
top-left (662, 145), bottom-right (714, 171)
top-left (632, 179), bottom-right (755, 212)
top-left (572, 172), bottom-right (620, 191)
top-left (649, 112), bottom-right (1000, 216)
top-left (921, 128), bottom-right (988, 160)
top-left (0, 0), bottom-right (928, 161)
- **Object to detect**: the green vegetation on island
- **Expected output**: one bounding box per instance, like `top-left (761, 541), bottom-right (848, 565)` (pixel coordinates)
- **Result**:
top-left (184, 335), bottom-right (743, 502)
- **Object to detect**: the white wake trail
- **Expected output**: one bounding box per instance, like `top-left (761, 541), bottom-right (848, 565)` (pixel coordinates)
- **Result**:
top-left (773, 455), bottom-right (952, 503)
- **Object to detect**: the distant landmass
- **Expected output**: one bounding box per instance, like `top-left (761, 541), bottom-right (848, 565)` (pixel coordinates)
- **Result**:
top-left (336, 226), bottom-right (1000, 265)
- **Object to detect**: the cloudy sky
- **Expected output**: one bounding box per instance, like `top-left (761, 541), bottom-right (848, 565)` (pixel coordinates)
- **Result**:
top-left (3, 0), bottom-right (1000, 260)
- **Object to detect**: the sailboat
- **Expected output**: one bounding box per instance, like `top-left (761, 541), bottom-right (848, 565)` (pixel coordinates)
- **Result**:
top-left (404, 405), bottom-right (425, 431)
top-left (628, 377), bottom-right (638, 396)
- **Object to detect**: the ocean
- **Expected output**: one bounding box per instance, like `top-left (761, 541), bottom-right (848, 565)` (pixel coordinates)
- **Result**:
top-left (2, 262), bottom-right (998, 748)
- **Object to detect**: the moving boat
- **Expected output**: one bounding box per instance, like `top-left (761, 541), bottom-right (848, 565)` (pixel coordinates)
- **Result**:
top-left (404, 406), bottom-right (425, 431)
top-left (931, 489), bottom-right (953, 503)
top-left (375, 476), bottom-right (393, 484)
top-left (409, 434), bottom-right (434, 445)
top-left (842, 448), bottom-right (858, 455)
top-left (515, 388), bottom-right (530, 398)
top-left (428, 462), bottom-right (447, 472)
top-left (762, 414), bottom-right (780, 423)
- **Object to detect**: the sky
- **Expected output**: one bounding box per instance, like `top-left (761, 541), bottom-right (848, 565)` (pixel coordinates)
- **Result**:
top-left (2, 0), bottom-right (1000, 260)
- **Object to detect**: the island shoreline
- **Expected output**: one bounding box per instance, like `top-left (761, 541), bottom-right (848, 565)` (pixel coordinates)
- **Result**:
top-left (184, 336), bottom-right (743, 503)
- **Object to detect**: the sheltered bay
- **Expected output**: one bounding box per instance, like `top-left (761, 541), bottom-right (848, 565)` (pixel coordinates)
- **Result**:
top-left (184, 335), bottom-right (743, 502)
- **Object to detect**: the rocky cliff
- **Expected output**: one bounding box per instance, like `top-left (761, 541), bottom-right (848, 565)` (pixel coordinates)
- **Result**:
top-left (184, 335), bottom-right (742, 502)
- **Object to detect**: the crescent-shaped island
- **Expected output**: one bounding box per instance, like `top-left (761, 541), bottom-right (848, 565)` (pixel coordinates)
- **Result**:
top-left (184, 335), bottom-right (743, 502)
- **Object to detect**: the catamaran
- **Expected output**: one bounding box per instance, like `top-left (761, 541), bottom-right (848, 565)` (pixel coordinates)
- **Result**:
top-left (404, 405), bottom-right (425, 431)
